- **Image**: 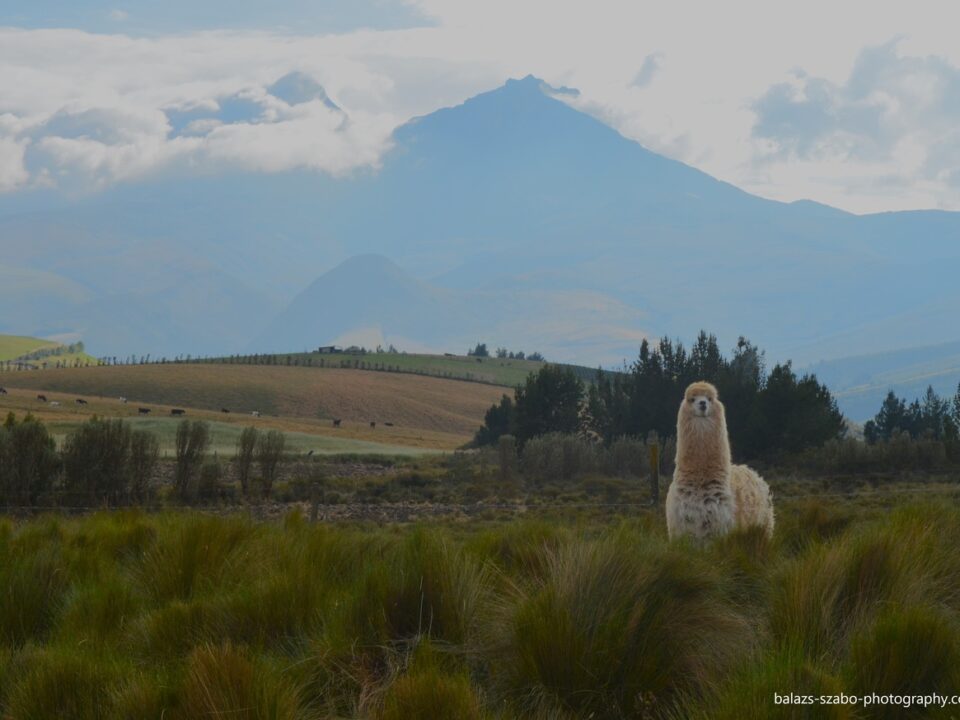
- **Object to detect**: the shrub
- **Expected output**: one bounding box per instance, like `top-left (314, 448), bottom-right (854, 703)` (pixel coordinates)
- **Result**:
top-left (235, 426), bottom-right (259, 496)
top-left (174, 420), bottom-right (210, 500)
top-left (521, 433), bottom-right (598, 484)
top-left (128, 430), bottom-right (159, 503)
top-left (256, 430), bottom-right (286, 498)
top-left (0, 413), bottom-right (59, 504)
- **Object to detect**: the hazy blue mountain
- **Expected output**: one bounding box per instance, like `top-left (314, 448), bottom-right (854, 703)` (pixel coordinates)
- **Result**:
top-left (805, 340), bottom-right (960, 420)
top-left (1, 75), bottom-right (958, 392)
top-left (252, 254), bottom-right (648, 364)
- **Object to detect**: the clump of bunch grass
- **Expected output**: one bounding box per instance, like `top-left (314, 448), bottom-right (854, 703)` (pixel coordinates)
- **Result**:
top-left (489, 527), bottom-right (755, 717)
top-left (176, 642), bottom-right (304, 719)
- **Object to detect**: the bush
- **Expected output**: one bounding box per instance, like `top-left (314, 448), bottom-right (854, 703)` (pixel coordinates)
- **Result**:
top-left (174, 420), bottom-right (210, 500)
top-left (62, 418), bottom-right (160, 505)
top-left (0, 412), bottom-right (59, 504)
top-left (521, 433), bottom-right (598, 484)
top-left (62, 417), bottom-right (133, 505)
top-left (235, 426), bottom-right (259, 496)
top-left (256, 430), bottom-right (286, 499)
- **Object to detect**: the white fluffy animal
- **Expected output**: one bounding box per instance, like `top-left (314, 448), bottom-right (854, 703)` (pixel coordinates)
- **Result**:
top-left (666, 381), bottom-right (774, 541)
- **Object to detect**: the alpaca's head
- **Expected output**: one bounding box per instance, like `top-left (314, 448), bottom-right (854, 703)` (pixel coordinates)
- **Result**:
top-left (680, 381), bottom-right (724, 423)
top-left (676, 381), bottom-right (730, 473)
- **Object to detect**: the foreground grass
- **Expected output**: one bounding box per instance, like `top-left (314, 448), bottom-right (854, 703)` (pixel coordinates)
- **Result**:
top-left (1, 501), bottom-right (959, 718)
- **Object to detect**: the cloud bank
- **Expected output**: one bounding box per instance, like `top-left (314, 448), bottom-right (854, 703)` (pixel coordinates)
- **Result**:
top-left (1, 2), bottom-right (959, 212)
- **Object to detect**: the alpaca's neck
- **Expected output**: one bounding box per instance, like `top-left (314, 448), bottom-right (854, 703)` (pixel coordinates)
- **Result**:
top-left (675, 415), bottom-right (731, 479)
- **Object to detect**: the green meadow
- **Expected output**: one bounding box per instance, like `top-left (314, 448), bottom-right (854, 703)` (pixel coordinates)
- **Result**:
top-left (2, 498), bottom-right (959, 718)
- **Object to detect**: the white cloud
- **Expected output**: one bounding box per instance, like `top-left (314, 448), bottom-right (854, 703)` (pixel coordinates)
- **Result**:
top-left (1, 3), bottom-right (960, 211)
top-left (0, 136), bottom-right (30, 191)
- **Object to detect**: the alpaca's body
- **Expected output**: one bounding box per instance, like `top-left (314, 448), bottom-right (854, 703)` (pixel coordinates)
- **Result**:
top-left (666, 382), bottom-right (774, 541)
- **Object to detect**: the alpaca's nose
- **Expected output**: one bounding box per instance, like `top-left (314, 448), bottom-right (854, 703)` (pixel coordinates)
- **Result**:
top-left (698, 400), bottom-right (707, 411)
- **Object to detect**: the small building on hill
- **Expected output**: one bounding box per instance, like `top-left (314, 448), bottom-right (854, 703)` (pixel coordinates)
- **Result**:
top-left (317, 345), bottom-right (342, 354)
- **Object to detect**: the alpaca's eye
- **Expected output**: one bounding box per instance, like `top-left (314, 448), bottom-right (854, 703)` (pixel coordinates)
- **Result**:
top-left (688, 398), bottom-right (695, 403)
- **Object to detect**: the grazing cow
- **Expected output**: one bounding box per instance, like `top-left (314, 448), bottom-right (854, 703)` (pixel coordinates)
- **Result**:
top-left (119, 397), bottom-right (128, 404)
top-left (332, 419), bottom-right (342, 428)
top-left (306, 450), bottom-right (314, 457)
top-left (0, 387), bottom-right (7, 395)
top-left (251, 410), bottom-right (261, 418)
top-left (138, 407), bottom-right (151, 415)
top-left (37, 394), bottom-right (47, 402)
top-left (370, 421), bottom-right (376, 429)
top-left (49, 401), bottom-right (61, 407)
top-left (75, 398), bottom-right (88, 405)
top-left (171, 408), bottom-right (186, 416)
top-left (384, 422), bottom-right (395, 427)
top-left (221, 408), bottom-right (230, 414)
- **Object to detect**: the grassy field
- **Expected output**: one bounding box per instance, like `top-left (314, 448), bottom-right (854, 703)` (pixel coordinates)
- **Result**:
top-left (0, 364), bottom-right (509, 448)
top-left (211, 350), bottom-right (603, 387)
top-left (1, 493), bottom-right (958, 718)
top-left (286, 350), bottom-right (546, 385)
top-left (0, 333), bottom-right (97, 367)
top-left (0, 334), bottom-right (60, 361)
top-left (0, 386), bottom-right (466, 455)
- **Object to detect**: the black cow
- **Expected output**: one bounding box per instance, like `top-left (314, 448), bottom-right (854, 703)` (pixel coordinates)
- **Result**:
top-left (221, 408), bottom-right (230, 413)
top-left (37, 394), bottom-right (47, 402)
top-left (138, 407), bottom-right (151, 415)
top-left (332, 418), bottom-right (342, 428)
top-left (370, 421), bottom-right (376, 429)
top-left (0, 387), bottom-right (7, 395)
top-left (384, 422), bottom-right (395, 427)
top-left (171, 408), bottom-right (186, 416)
top-left (75, 398), bottom-right (88, 405)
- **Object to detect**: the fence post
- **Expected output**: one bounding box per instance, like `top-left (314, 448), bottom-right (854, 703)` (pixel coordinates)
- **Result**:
top-left (646, 430), bottom-right (660, 506)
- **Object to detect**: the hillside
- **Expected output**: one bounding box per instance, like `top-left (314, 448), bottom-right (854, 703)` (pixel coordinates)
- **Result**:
top-left (806, 340), bottom-right (960, 420)
top-left (217, 348), bottom-right (600, 387)
top-left (0, 333), bottom-right (97, 366)
top-left (0, 363), bottom-right (508, 441)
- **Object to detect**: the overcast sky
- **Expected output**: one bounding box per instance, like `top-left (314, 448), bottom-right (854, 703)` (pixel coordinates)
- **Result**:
top-left (2, 0), bottom-right (959, 213)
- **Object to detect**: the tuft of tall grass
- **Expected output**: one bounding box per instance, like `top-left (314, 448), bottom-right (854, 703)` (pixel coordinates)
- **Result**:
top-left (331, 528), bottom-right (489, 648)
top-left (381, 665), bottom-right (483, 720)
top-left (138, 515), bottom-right (254, 601)
top-left (0, 544), bottom-right (69, 646)
top-left (175, 642), bottom-right (304, 720)
top-left (4, 645), bottom-right (121, 719)
top-left (672, 645), bottom-right (851, 720)
top-left (489, 528), bottom-right (754, 717)
top-left (56, 571), bottom-right (142, 645)
top-left (847, 605), bottom-right (960, 713)
top-left (771, 504), bottom-right (960, 661)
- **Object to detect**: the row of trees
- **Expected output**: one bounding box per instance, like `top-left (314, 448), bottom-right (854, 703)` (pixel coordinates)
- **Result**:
top-left (0, 414), bottom-right (288, 506)
top-left (865, 384), bottom-right (960, 443)
top-left (476, 332), bottom-right (845, 461)
top-left (468, 343), bottom-right (545, 361)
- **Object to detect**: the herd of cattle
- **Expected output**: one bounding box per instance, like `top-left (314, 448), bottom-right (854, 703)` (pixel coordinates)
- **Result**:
top-left (0, 387), bottom-right (390, 428)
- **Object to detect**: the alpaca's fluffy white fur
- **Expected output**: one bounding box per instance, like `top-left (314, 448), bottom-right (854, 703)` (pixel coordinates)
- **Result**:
top-left (666, 381), bottom-right (774, 541)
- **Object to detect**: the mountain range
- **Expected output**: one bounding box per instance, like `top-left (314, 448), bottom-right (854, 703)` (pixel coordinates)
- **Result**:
top-left (1, 75), bottom-right (958, 419)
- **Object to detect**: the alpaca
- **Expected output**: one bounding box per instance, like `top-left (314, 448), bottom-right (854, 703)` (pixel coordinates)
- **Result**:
top-left (666, 381), bottom-right (774, 541)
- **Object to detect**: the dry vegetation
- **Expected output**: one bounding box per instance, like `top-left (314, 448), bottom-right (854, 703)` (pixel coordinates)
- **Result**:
top-left (0, 363), bottom-right (510, 449)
